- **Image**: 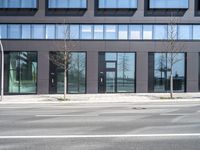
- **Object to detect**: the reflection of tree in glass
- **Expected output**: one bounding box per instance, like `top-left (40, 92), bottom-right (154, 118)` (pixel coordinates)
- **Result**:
top-left (118, 53), bottom-right (129, 86)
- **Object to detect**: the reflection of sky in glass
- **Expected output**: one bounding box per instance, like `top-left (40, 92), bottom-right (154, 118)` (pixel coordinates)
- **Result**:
top-left (154, 25), bottom-right (167, 40)
top-left (99, 0), bottom-right (137, 8)
top-left (143, 25), bottom-right (153, 40)
top-left (150, 0), bottom-right (188, 8)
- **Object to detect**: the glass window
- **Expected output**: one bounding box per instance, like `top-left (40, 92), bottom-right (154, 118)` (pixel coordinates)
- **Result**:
top-left (0, 24), bottom-right (7, 39)
top-left (98, 0), bottom-right (137, 8)
top-left (69, 0), bottom-right (83, 8)
top-left (105, 0), bottom-right (117, 8)
top-left (56, 25), bottom-right (69, 39)
top-left (46, 25), bottom-right (56, 39)
top-left (106, 62), bottom-right (116, 68)
top-left (168, 25), bottom-right (178, 40)
top-left (193, 25), bottom-right (200, 40)
top-left (48, 0), bottom-right (86, 8)
top-left (94, 25), bottom-right (104, 39)
top-left (49, 52), bottom-right (86, 94)
top-left (105, 25), bottom-right (117, 40)
top-left (22, 25), bottom-right (31, 39)
top-left (118, 25), bottom-right (128, 40)
top-left (149, 0), bottom-right (188, 9)
top-left (153, 53), bottom-right (185, 92)
top-left (153, 25), bottom-right (167, 40)
top-left (68, 52), bottom-right (86, 93)
top-left (178, 25), bottom-right (192, 40)
top-left (129, 25), bottom-right (142, 40)
top-left (56, 0), bottom-right (68, 8)
top-left (6, 52), bottom-right (37, 94)
top-left (118, 0), bottom-right (130, 8)
top-left (81, 25), bottom-right (93, 39)
top-left (117, 53), bottom-right (135, 92)
top-left (70, 25), bottom-right (80, 39)
top-left (8, 0), bottom-right (20, 8)
top-left (0, 0), bottom-right (8, 8)
top-left (32, 25), bottom-right (45, 39)
top-left (48, 0), bottom-right (56, 8)
top-left (21, 0), bottom-right (36, 8)
top-left (99, 0), bottom-right (105, 8)
top-left (8, 24), bottom-right (21, 39)
top-left (143, 25), bottom-right (153, 40)
top-left (105, 53), bottom-right (117, 61)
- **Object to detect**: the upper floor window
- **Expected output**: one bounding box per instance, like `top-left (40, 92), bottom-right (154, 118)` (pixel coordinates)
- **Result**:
top-left (149, 0), bottom-right (189, 9)
top-left (98, 0), bottom-right (137, 9)
top-left (48, 0), bottom-right (87, 9)
top-left (0, 0), bottom-right (37, 9)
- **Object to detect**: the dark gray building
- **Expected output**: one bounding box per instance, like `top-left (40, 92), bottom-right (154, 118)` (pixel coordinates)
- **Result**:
top-left (0, 0), bottom-right (199, 95)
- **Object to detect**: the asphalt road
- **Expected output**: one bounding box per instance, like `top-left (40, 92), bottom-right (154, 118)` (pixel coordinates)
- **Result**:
top-left (0, 101), bottom-right (200, 150)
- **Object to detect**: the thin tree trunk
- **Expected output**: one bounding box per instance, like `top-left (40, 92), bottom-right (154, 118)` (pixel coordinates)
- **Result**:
top-left (64, 51), bottom-right (67, 101)
top-left (170, 69), bottom-right (173, 99)
top-left (64, 68), bottom-right (67, 100)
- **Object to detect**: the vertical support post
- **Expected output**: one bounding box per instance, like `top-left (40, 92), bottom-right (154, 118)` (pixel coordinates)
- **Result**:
top-left (0, 40), bottom-right (4, 101)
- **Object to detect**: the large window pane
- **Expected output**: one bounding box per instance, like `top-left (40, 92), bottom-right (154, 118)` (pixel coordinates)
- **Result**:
top-left (68, 52), bottom-right (86, 93)
top-left (153, 25), bottom-right (167, 40)
top-left (143, 25), bottom-right (153, 40)
top-left (168, 25), bottom-right (178, 40)
top-left (56, 25), bottom-right (69, 39)
top-left (153, 53), bottom-right (185, 92)
top-left (0, 24), bottom-right (7, 39)
top-left (99, 0), bottom-right (137, 8)
top-left (94, 25), bottom-right (104, 39)
top-left (8, 0), bottom-right (20, 8)
top-left (81, 25), bottom-right (93, 39)
top-left (6, 52), bottom-right (37, 94)
top-left (48, 0), bottom-right (86, 8)
top-left (19, 52), bottom-right (37, 93)
top-left (0, 0), bottom-right (8, 8)
top-left (22, 25), bottom-right (31, 39)
top-left (8, 24), bottom-right (21, 39)
top-left (118, 25), bottom-right (128, 40)
top-left (49, 52), bottom-right (86, 94)
top-left (150, 0), bottom-right (188, 9)
top-left (70, 25), bottom-right (80, 39)
top-left (105, 0), bottom-right (117, 8)
top-left (117, 53), bottom-right (135, 92)
top-left (129, 25), bottom-right (142, 40)
top-left (46, 25), bottom-right (56, 39)
top-left (21, 0), bottom-right (37, 8)
top-left (193, 25), bottom-right (200, 40)
top-left (178, 25), bottom-right (192, 40)
top-left (32, 25), bottom-right (45, 39)
top-left (105, 25), bottom-right (117, 40)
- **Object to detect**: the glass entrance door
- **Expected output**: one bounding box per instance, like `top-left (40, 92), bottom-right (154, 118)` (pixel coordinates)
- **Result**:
top-left (98, 52), bottom-right (136, 93)
top-left (106, 71), bottom-right (116, 93)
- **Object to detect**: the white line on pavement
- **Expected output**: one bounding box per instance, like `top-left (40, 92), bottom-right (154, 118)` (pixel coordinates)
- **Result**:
top-left (160, 113), bottom-right (192, 116)
top-left (0, 134), bottom-right (200, 139)
top-left (35, 115), bottom-right (98, 117)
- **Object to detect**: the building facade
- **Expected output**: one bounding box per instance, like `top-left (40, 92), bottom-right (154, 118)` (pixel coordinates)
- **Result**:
top-left (0, 0), bottom-right (199, 95)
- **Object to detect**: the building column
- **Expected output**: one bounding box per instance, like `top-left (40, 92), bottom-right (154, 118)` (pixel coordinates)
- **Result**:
top-left (136, 52), bottom-right (148, 93)
top-left (37, 51), bottom-right (49, 94)
top-left (87, 51), bottom-right (98, 93)
top-left (186, 52), bottom-right (199, 92)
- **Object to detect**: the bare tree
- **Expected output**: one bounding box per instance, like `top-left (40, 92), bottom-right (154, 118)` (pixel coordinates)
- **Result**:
top-left (49, 23), bottom-right (77, 100)
top-left (162, 17), bottom-right (185, 99)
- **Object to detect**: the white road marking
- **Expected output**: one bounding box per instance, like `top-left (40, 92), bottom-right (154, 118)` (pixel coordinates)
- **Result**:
top-left (35, 114), bottom-right (98, 117)
top-left (0, 134), bottom-right (200, 139)
top-left (160, 113), bottom-right (192, 116)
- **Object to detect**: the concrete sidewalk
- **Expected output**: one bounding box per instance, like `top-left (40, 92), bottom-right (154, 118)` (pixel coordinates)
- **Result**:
top-left (0, 93), bottom-right (200, 104)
